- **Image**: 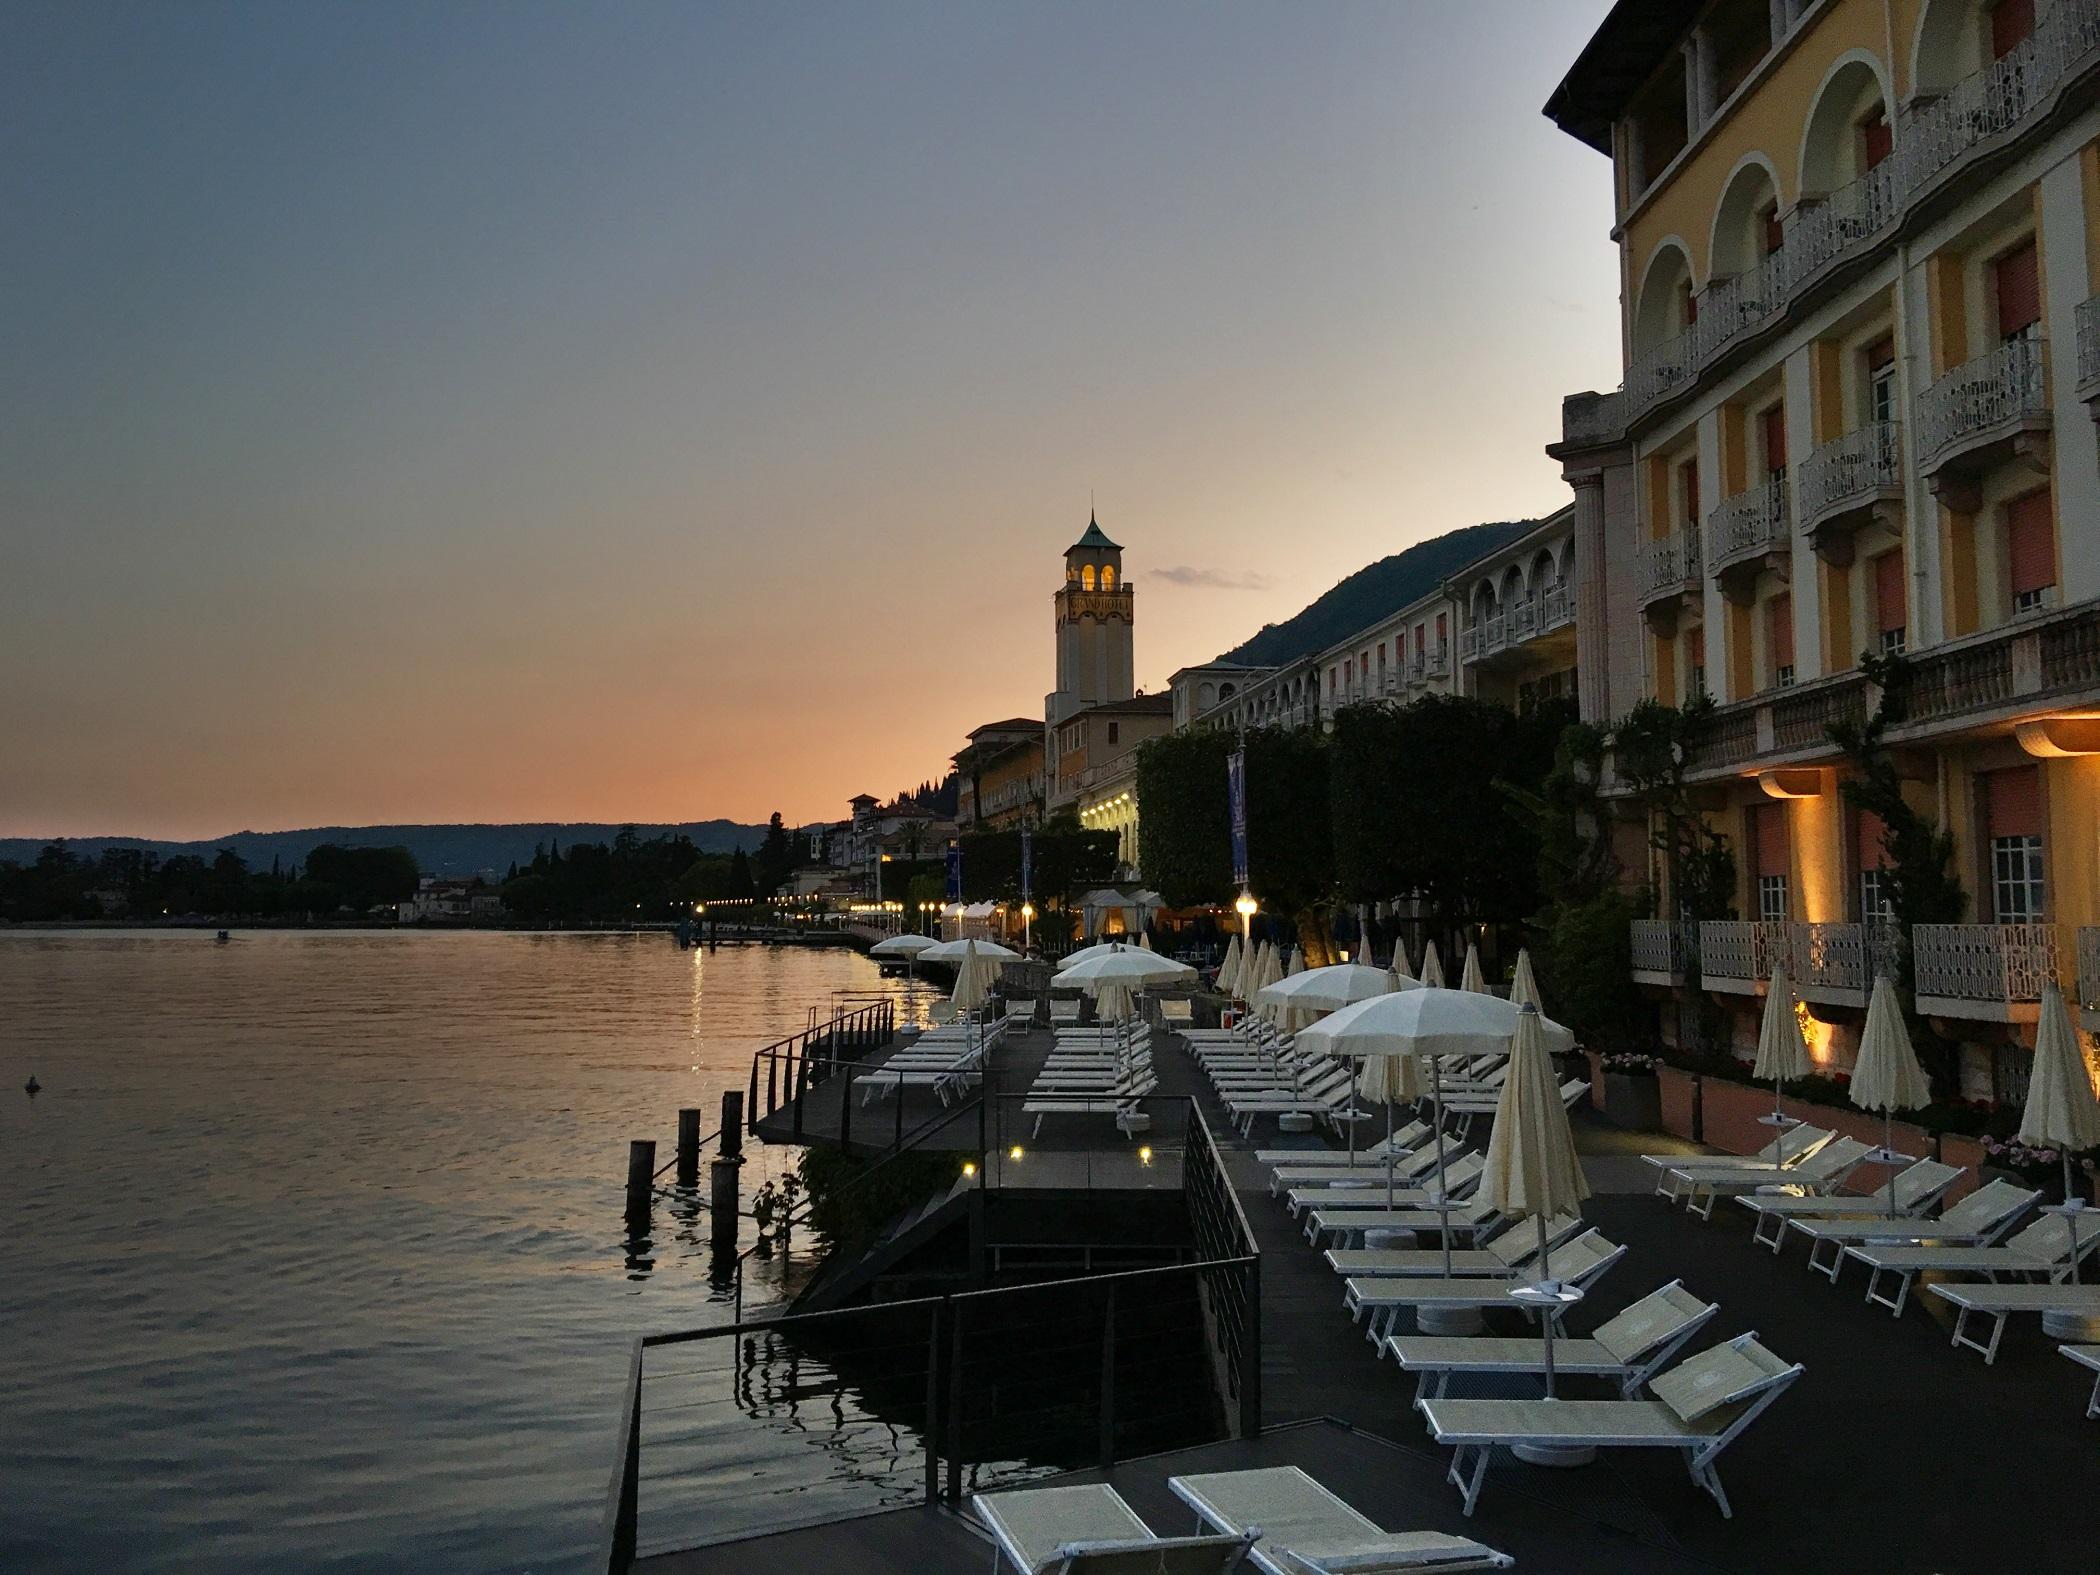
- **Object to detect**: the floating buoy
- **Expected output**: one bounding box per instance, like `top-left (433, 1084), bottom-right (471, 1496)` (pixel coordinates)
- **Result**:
top-left (24, 1076), bottom-right (39, 1097)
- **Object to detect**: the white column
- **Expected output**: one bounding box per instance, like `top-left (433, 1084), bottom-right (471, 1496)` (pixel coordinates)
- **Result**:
top-left (1571, 470), bottom-right (1611, 723)
top-left (2041, 155), bottom-right (2100, 604)
top-left (1896, 247), bottom-right (1946, 647)
top-left (1685, 32), bottom-right (1716, 131)
top-left (1696, 409), bottom-right (1728, 698)
top-left (1783, 345), bottom-right (1823, 682)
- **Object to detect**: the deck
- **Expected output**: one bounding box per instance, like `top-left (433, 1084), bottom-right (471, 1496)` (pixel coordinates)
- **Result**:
top-left (645, 1023), bottom-right (2100, 1572)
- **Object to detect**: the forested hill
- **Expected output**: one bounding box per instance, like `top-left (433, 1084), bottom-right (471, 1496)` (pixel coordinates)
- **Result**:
top-left (0, 821), bottom-right (767, 878)
top-left (1215, 519), bottom-right (1536, 668)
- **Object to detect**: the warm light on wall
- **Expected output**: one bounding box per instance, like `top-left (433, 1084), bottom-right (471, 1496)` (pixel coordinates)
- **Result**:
top-left (1795, 997), bottom-right (1831, 1065)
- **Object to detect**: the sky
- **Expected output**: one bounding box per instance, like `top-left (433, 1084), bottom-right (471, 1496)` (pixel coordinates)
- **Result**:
top-left (2, 0), bottom-right (1621, 840)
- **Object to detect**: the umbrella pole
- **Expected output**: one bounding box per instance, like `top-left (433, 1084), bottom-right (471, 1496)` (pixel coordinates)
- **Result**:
top-left (1432, 1054), bottom-right (1452, 1280)
top-left (2067, 1152), bottom-right (2083, 1288)
top-left (1384, 1093), bottom-right (1395, 1209)
top-left (1537, 1212), bottom-right (1556, 1398)
top-left (1884, 1109), bottom-right (1896, 1219)
top-left (1349, 1055), bottom-right (1360, 1171)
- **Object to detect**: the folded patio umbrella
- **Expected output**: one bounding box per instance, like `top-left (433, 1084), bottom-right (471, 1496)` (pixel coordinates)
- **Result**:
top-left (1853, 975), bottom-right (1932, 1216)
top-left (1418, 941), bottom-right (1445, 989)
top-left (1752, 965), bottom-right (1814, 1129)
top-left (1509, 948), bottom-right (1541, 1011)
top-left (2020, 983), bottom-right (2100, 1283)
top-left (1460, 941), bottom-right (1488, 994)
top-left (1218, 933), bottom-right (1244, 1000)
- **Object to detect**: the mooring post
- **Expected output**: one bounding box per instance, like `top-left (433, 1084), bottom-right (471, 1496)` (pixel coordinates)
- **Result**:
top-left (710, 1091), bottom-right (744, 1256)
top-left (625, 1139), bottom-right (655, 1226)
top-left (720, 1091), bottom-right (743, 1159)
top-left (676, 1107), bottom-right (701, 1188)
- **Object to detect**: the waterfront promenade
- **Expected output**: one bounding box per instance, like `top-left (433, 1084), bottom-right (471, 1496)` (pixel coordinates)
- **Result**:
top-left (647, 1020), bottom-right (2098, 1573)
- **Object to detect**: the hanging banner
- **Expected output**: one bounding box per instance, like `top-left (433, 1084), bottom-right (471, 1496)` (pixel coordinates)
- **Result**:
top-left (945, 841), bottom-right (964, 901)
top-left (1227, 748), bottom-right (1249, 890)
top-left (1019, 827), bottom-right (1033, 900)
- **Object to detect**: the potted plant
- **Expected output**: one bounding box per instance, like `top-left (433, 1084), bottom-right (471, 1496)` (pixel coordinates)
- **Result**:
top-left (1981, 1138), bottom-right (2083, 1202)
top-left (1598, 1051), bottom-right (1663, 1131)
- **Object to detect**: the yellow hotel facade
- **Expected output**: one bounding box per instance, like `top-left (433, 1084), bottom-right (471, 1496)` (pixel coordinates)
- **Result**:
top-left (1548, 0), bottom-right (2100, 1099)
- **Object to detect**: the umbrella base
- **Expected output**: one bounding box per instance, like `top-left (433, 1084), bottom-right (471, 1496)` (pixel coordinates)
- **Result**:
top-left (1115, 1111), bottom-right (1153, 1135)
top-left (1363, 1229), bottom-right (1418, 1249)
top-left (1513, 1442), bottom-right (1597, 1468)
top-left (2044, 1310), bottom-right (2100, 1340)
top-left (1277, 1113), bottom-right (1316, 1133)
top-left (1417, 1306), bottom-right (1485, 1335)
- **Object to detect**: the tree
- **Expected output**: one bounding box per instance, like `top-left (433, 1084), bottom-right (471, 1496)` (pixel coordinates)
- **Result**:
top-left (728, 848), bottom-right (756, 900)
top-left (304, 844), bottom-right (421, 912)
top-left (754, 812), bottom-right (794, 896)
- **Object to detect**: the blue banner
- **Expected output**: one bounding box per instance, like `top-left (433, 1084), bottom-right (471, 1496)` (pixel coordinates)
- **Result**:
top-left (1227, 748), bottom-right (1249, 889)
top-left (945, 842), bottom-right (964, 901)
top-left (1019, 828), bottom-right (1033, 900)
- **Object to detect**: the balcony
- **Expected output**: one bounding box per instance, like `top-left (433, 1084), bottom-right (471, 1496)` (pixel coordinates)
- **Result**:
top-left (1797, 422), bottom-right (1903, 560)
top-left (1572, 0), bottom-right (2100, 443)
top-left (1630, 920), bottom-right (1689, 986)
top-left (1638, 526), bottom-right (1702, 631)
top-left (1914, 923), bottom-right (2064, 1023)
top-left (1792, 922), bottom-right (1901, 1009)
top-left (1460, 591), bottom-right (1574, 668)
top-left (1697, 920), bottom-right (1794, 996)
top-left (1914, 338), bottom-right (2051, 505)
top-left (2078, 296), bottom-right (2100, 404)
top-left (1706, 478), bottom-right (1791, 603)
top-left (2080, 927), bottom-right (2100, 1031)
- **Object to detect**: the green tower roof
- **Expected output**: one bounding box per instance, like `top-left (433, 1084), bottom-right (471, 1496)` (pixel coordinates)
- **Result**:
top-left (1070, 510), bottom-right (1120, 552)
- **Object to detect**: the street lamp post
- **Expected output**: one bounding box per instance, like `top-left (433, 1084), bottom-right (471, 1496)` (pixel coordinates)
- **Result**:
top-left (1021, 901), bottom-right (1034, 953)
top-left (1233, 889), bottom-right (1257, 1006)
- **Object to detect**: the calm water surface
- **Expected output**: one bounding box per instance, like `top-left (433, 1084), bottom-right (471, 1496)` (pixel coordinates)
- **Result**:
top-left (0, 929), bottom-right (934, 1572)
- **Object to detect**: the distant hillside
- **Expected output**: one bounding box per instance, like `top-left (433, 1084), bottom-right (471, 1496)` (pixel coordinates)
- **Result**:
top-left (1216, 519), bottom-right (1536, 668)
top-left (0, 822), bottom-right (767, 878)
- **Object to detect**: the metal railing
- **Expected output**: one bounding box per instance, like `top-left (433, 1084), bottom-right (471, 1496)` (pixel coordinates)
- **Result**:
top-left (1707, 477), bottom-right (1791, 571)
top-left (1792, 921), bottom-right (1901, 1002)
top-left (1629, 919), bottom-right (1689, 983)
top-left (1639, 526), bottom-right (1702, 600)
top-left (1697, 920), bottom-right (1794, 989)
top-left (1915, 336), bottom-right (2050, 472)
top-left (1798, 421), bottom-right (1902, 530)
top-left (1913, 922), bottom-right (2065, 1011)
top-left (2078, 296), bottom-right (2100, 394)
top-left (745, 998), bottom-right (898, 1138)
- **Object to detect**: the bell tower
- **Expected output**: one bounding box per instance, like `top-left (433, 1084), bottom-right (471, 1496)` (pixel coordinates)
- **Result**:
top-left (1046, 511), bottom-right (1134, 726)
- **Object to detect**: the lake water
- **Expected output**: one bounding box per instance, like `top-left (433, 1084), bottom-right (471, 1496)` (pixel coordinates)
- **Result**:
top-left (0, 929), bottom-right (937, 1573)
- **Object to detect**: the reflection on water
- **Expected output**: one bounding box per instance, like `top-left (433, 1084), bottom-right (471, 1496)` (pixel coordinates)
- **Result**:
top-left (0, 929), bottom-right (939, 1573)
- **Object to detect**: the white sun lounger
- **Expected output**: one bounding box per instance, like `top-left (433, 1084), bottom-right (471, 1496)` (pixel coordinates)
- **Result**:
top-left (1165, 1466), bottom-right (1512, 1574)
top-left (1347, 1231), bottom-right (1627, 1345)
top-left (1927, 1282), bottom-right (2100, 1363)
top-left (1312, 1200), bottom-right (1505, 1251)
top-left (1732, 1158), bottom-right (1960, 1251)
top-left (1790, 1179), bottom-right (2039, 1282)
top-left (1387, 1278), bottom-right (1720, 1403)
top-left (1326, 1211), bottom-right (1583, 1280)
top-left (1842, 1212), bottom-right (2100, 1317)
top-left (1642, 1124), bottom-right (1833, 1201)
top-left (1665, 1135), bottom-right (1874, 1220)
top-left (2061, 1344), bottom-right (2100, 1418)
top-left (1023, 1078), bottom-right (1159, 1138)
top-left (1287, 1146), bottom-right (1472, 1217)
top-left (1261, 1121), bottom-right (1432, 1179)
top-left (973, 1482), bottom-right (1257, 1573)
top-left (1424, 1334), bottom-right (1803, 1519)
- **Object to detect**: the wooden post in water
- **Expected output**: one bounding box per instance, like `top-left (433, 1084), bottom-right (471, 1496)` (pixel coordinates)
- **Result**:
top-left (625, 1140), bottom-right (655, 1226)
top-left (710, 1092), bottom-right (743, 1257)
top-left (719, 1091), bottom-right (743, 1159)
top-left (676, 1108), bottom-right (701, 1188)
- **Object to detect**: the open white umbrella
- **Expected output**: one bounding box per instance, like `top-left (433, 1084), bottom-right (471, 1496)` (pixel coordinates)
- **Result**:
top-left (1418, 941), bottom-right (1445, 989)
top-left (1752, 965), bottom-right (1814, 1131)
top-left (2021, 983), bottom-right (2100, 1284)
top-left (1062, 941), bottom-right (1157, 970)
top-left (870, 933), bottom-right (939, 958)
top-left (1302, 987), bottom-right (1575, 1280)
top-left (1460, 941), bottom-right (1488, 994)
top-left (1509, 949), bottom-right (1540, 1010)
top-left (1218, 933), bottom-right (1244, 1000)
top-left (1853, 975), bottom-right (1933, 1217)
top-left (1479, 1002), bottom-right (1593, 1399)
top-left (918, 937), bottom-right (1021, 965)
top-left (1052, 949), bottom-right (1194, 991)
top-left (1258, 963), bottom-right (1406, 1014)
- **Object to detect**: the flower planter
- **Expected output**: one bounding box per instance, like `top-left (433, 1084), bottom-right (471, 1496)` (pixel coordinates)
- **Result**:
top-left (1935, 1134), bottom-right (1987, 1204)
top-left (1601, 1072), bottom-right (1663, 1132)
top-left (1656, 1066), bottom-right (1699, 1141)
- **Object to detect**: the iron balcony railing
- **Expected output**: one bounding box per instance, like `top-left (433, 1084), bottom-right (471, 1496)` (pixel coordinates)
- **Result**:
top-left (1798, 421), bottom-right (1903, 531)
top-left (1697, 920), bottom-right (1795, 992)
top-left (2079, 926), bottom-right (2100, 1017)
top-left (1915, 336), bottom-right (2050, 472)
top-left (1595, 0), bottom-right (2100, 436)
top-left (1914, 922), bottom-right (2066, 1016)
top-left (1708, 478), bottom-right (1791, 572)
top-left (1792, 921), bottom-right (1901, 1004)
top-left (1639, 526), bottom-right (1702, 600)
top-left (1630, 920), bottom-right (1689, 983)
top-left (2077, 295), bottom-right (2100, 395)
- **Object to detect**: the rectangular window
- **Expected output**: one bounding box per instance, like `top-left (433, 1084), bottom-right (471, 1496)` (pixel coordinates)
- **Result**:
top-left (1866, 336), bottom-right (1897, 425)
top-left (1435, 612), bottom-right (1447, 650)
top-left (1857, 808), bottom-right (1894, 921)
top-left (1767, 593), bottom-right (1794, 688)
top-left (1759, 403), bottom-right (1787, 477)
top-left (2007, 489), bottom-right (2055, 611)
top-left (1106, 721), bottom-right (1119, 745)
top-left (1873, 549), bottom-right (1906, 653)
top-left (1992, 0), bottom-right (2036, 60)
top-left (1860, 108), bottom-right (1892, 170)
top-left (1753, 803), bottom-right (1790, 920)
top-left (1415, 623), bottom-right (1425, 657)
top-left (1758, 874), bottom-right (1790, 922)
top-left (1995, 239), bottom-right (2041, 342)
top-left (1983, 765), bottom-right (2045, 921)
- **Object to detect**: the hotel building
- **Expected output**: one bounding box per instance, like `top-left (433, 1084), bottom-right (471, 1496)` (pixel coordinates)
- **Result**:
top-left (1546, 0), bottom-right (2100, 1095)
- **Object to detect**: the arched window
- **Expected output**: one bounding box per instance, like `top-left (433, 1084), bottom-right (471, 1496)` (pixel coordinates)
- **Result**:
top-left (1632, 243), bottom-right (1695, 359)
top-left (1081, 565), bottom-right (1097, 591)
top-left (1800, 59), bottom-right (1893, 197)
top-left (1100, 565), bottom-right (1116, 589)
top-left (1711, 159), bottom-right (1783, 279)
top-left (1532, 549), bottom-right (1557, 593)
top-left (1914, 0), bottom-right (2016, 99)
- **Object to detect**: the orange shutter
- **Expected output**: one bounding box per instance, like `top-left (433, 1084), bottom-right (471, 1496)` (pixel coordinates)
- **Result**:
top-left (1866, 336), bottom-right (1895, 371)
top-left (1996, 240), bottom-right (2040, 338)
top-left (1761, 204), bottom-right (1784, 257)
top-left (1857, 808), bottom-right (1890, 871)
top-left (1436, 612), bottom-right (1447, 645)
top-left (1861, 110), bottom-right (1892, 169)
top-left (1874, 550), bottom-right (1906, 632)
top-left (1683, 282), bottom-right (1698, 326)
top-left (1760, 405), bottom-right (1787, 472)
top-left (2007, 490), bottom-right (2056, 596)
top-left (1767, 594), bottom-right (1794, 670)
top-left (1984, 765), bottom-right (2042, 839)
top-left (1993, 0), bottom-right (2036, 59)
top-left (1415, 624), bottom-right (1425, 657)
top-left (1753, 804), bottom-right (1791, 878)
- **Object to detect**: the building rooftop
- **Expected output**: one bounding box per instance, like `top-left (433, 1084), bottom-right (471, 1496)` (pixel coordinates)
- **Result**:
top-left (1542, 0), bottom-right (1702, 153)
top-left (966, 717), bottom-right (1042, 741)
top-left (1070, 511), bottom-right (1120, 553)
top-left (1064, 692), bottom-right (1174, 720)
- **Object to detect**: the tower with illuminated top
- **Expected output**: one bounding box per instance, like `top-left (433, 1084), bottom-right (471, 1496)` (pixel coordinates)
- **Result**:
top-left (1045, 511), bottom-right (1134, 727)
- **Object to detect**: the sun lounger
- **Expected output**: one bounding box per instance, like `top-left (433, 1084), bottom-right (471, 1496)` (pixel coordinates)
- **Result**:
top-left (1287, 1145), bottom-right (1471, 1217)
top-left (1260, 1121), bottom-right (1432, 1176)
top-left (1387, 1278), bottom-right (1719, 1404)
top-left (1665, 1136), bottom-right (1874, 1220)
top-left (1732, 1158), bottom-right (1960, 1250)
top-left (1165, 1465), bottom-right (1511, 1574)
top-left (2061, 1344), bottom-right (2100, 1418)
top-left (1927, 1282), bottom-right (2100, 1363)
top-left (973, 1482), bottom-right (1258, 1573)
top-left (1023, 1077), bottom-right (1159, 1138)
top-left (1790, 1179), bottom-right (2039, 1282)
top-left (1842, 1213), bottom-right (2100, 1317)
top-left (1347, 1231), bottom-right (1627, 1345)
top-left (1311, 1199), bottom-right (1504, 1250)
top-left (1641, 1123), bottom-right (1833, 1201)
top-left (1424, 1334), bottom-right (1803, 1518)
top-left (1327, 1212), bottom-right (1583, 1280)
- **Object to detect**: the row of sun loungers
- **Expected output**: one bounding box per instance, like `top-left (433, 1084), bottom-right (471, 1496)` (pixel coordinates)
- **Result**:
top-left (851, 1017), bottom-right (1008, 1105)
top-left (1021, 1024), bottom-right (1160, 1138)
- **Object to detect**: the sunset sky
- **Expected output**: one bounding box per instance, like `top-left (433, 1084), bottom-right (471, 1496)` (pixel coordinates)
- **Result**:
top-left (3, 1), bottom-right (1620, 840)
